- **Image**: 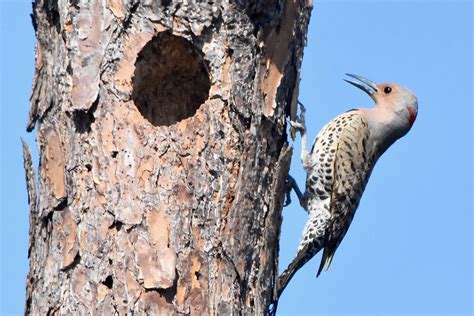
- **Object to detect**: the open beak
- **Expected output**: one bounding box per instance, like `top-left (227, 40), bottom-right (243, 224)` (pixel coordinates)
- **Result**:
top-left (344, 73), bottom-right (378, 98)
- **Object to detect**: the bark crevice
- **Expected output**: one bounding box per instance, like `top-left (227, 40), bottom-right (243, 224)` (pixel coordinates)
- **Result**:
top-left (71, 95), bottom-right (98, 134)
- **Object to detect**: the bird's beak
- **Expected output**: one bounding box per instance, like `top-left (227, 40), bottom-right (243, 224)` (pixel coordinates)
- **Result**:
top-left (344, 74), bottom-right (378, 98)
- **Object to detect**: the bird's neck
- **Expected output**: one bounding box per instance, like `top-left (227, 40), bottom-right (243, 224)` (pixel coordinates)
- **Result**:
top-left (360, 107), bottom-right (409, 156)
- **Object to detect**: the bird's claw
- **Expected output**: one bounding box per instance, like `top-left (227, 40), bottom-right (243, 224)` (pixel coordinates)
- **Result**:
top-left (288, 101), bottom-right (307, 134)
top-left (288, 119), bottom-right (306, 133)
top-left (297, 101), bottom-right (306, 118)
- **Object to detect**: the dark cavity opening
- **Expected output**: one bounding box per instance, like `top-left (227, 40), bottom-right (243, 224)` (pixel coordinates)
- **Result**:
top-left (132, 32), bottom-right (211, 126)
top-left (102, 275), bottom-right (113, 289)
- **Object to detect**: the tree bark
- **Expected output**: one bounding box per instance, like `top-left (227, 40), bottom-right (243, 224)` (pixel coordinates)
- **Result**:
top-left (24, 0), bottom-right (312, 314)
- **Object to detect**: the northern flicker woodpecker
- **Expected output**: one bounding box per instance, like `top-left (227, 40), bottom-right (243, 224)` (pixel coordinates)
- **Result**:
top-left (279, 74), bottom-right (418, 298)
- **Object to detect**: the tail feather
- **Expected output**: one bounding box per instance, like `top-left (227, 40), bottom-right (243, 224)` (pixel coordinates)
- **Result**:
top-left (316, 248), bottom-right (329, 277)
top-left (277, 243), bottom-right (322, 299)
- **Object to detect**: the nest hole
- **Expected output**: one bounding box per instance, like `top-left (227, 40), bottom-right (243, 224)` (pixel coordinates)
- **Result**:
top-left (132, 32), bottom-right (211, 126)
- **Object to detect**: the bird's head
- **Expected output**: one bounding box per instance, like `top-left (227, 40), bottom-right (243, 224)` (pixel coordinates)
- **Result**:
top-left (344, 74), bottom-right (418, 129)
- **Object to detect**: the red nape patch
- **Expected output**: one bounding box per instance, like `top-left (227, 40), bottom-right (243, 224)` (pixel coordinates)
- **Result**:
top-left (408, 107), bottom-right (416, 126)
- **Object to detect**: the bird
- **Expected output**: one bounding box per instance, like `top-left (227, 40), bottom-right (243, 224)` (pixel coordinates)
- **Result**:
top-left (278, 74), bottom-right (418, 299)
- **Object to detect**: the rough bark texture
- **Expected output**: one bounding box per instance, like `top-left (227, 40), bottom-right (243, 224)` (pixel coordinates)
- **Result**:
top-left (24, 0), bottom-right (312, 314)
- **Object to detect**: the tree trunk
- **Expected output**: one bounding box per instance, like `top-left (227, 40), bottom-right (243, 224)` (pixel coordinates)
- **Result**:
top-left (24, 0), bottom-right (311, 314)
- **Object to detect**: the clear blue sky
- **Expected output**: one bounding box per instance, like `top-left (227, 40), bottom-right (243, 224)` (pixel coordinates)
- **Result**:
top-left (1, 1), bottom-right (472, 315)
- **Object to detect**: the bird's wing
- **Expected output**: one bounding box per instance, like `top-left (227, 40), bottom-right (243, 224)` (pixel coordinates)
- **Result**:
top-left (317, 114), bottom-right (376, 276)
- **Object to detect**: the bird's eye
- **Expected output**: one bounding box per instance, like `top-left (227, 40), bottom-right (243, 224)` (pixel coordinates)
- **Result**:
top-left (384, 86), bottom-right (392, 94)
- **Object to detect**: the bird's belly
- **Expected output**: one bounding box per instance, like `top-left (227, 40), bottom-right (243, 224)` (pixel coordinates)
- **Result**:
top-left (298, 201), bottom-right (331, 251)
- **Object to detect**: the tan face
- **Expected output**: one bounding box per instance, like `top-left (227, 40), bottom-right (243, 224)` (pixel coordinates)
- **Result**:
top-left (374, 83), bottom-right (418, 127)
top-left (374, 83), bottom-right (399, 103)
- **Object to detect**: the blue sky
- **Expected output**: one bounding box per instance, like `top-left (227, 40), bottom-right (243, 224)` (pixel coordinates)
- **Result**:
top-left (1, 1), bottom-right (472, 315)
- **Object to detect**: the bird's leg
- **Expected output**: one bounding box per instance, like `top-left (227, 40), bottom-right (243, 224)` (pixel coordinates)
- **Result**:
top-left (289, 102), bottom-right (311, 170)
top-left (284, 175), bottom-right (305, 209)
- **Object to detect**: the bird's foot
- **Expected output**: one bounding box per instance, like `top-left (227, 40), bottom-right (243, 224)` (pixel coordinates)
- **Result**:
top-left (284, 192), bottom-right (292, 207)
top-left (288, 101), bottom-right (307, 134)
top-left (283, 176), bottom-right (295, 207)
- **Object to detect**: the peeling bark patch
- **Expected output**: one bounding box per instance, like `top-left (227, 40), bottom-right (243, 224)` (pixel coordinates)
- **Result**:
top-left (135, 235), bottom-right (176, 289)
top-left (124, 270), bottom-right (141, 303)
top-left (147, 209), bottom-right (171, 247)
top-left (22, 139), bottom-right (38, 258)
top-left (132, 32), bottom-right (210, 126)
top-left (22, 139), bottom-right (37, 213)
top-left (260, 0), bottom-right (298, 117)
top-left (116, 206), bottom-right (142, 225)
top-left (58, 209), bottom-right (79, 269)
top-left (107, 0), bottom-right (124, 19)
top-left (45, 130), bottom-right (66, 202)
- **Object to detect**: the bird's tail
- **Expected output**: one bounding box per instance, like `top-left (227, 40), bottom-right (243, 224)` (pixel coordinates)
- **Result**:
top-left (277, 243), bottom-right (322, 299)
